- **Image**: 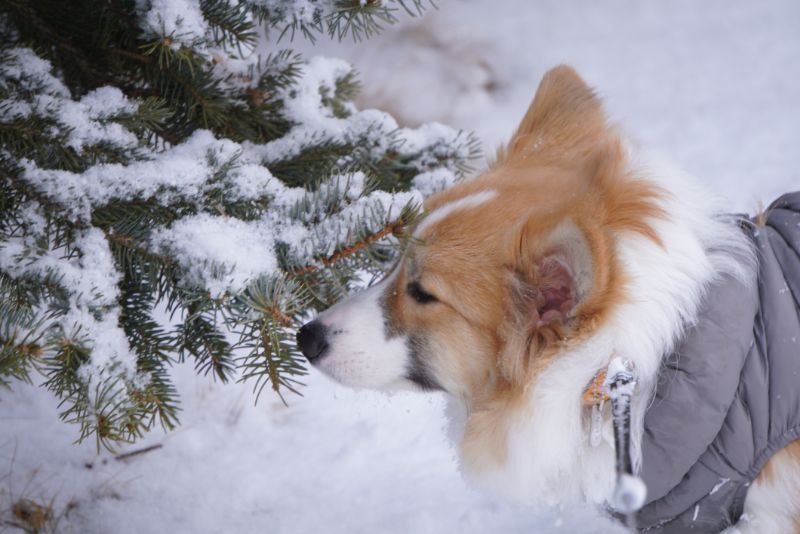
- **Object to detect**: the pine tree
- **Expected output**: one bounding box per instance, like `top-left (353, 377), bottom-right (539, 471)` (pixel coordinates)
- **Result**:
top-left (0, 0), bottom-right (479, 449)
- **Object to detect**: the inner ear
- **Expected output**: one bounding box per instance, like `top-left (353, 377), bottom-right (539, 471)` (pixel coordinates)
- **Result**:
top-left (517, 220), bottom-right (594, 328)
top-left (536, 256), bottom-right (576, 326)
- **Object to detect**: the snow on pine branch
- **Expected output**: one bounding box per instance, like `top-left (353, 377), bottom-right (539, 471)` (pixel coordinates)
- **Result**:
top-left (0, 207), bottom-right (128, 363)
top-left (0, 38), bottom-right (477, 446)
top-left (245, 56), bottom-right (474, 183)
top-left (134, 0), bottom-right (430, 63)
top-left (244, 0), bottom-right (430, 42)
top-left (138, 0), bottom-right (212, 48)
top-left (8, 50), bottom-right (463, 296)
top-left (20, 130), bottom-right (282, 222)
top-left (0, 47), bottom-right (70, 100)
top-left (1, 50), bottom-right (135, 147)
top-left (150, 172), bottom-right (419, 298)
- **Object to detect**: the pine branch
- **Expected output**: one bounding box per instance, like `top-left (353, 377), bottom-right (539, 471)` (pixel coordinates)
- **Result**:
top-left (293, 217), bottom-right (408, 275)
top-left (201, 0), bottom-right (258, 51)
top-left (0, 317), bottom-right (44, 387)
top-left (233, 276), bottom-right (310, 402)
top-left (0, 0), bottom-right (110, 90)
top-left (252, 0), bottom-right (433, 44)
top-left (0, 1), bottom-right (479, 448)
top-left (177, 299), bottom-right (235, 381)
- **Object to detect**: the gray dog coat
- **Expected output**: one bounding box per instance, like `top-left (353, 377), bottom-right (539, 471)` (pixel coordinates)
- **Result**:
top-left (633, 192), bottom-right (800, 532)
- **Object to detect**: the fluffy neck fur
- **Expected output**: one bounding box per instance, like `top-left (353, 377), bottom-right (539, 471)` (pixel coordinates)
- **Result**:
top-left (450, 143), bottom-right (756, 508)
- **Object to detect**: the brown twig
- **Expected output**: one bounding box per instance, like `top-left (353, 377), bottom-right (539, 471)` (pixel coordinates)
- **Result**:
top-left (104, 231), bottom-right (175, 266)
top-left (114, 443), bottom-right (162, 461)
top-left (292, 219), bottom-right (405, 275)
top-left (107, 47), bottom-right (153, 65)
top-left (268, 306), bottom-right (293, 327)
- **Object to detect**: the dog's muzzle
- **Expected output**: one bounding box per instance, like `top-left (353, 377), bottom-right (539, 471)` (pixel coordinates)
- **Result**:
top-left (296, 320), bottom-right (329, 363)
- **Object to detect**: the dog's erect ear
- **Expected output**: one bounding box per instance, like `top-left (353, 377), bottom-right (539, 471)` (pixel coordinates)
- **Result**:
top-left (496, 65), bottom-right (607, 166)
top-left (501, 218), bottom-right (597, 382)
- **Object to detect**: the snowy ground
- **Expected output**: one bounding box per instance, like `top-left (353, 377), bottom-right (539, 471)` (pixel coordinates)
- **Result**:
top-left (2, 1), bottom-right (799, 532)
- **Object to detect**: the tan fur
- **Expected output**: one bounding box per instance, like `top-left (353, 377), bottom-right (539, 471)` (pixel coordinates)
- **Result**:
top-left (757, 440), bottom-right (800, 485)
top-left (752, 200), bottom-right (768, 227)
top-left (738, 440), bottom-right (800, 532)
top-left (492, 65), bottom-right (607, 169)
top-left (383, 66), bottom-right (667, 473)
top-left (758, 438), bottom-right (800, 532)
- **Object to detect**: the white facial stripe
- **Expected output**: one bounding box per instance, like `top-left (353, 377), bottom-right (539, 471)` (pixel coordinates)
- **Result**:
top-left (415, 190), bottom-right (497, 236)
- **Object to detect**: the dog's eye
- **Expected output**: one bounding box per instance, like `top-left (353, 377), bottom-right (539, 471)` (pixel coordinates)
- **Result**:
top-left (407, 281), bottom-right (438, 304)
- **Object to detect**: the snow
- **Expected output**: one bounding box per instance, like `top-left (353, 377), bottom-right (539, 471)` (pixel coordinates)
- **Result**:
top-left (1, 51), bottom-right (138, 152)
top-left (150, 213), bottom-right (282, 297)
top-left (0, 47), bottom-right (69, 98)
top-left (1, 368), bottom-right (616, 534)
top-left (20, 130), bottom-right (279, 222)
top-left (137, 0), bottom-right (209, 47)
top-left (242, 61), bottom-right (390, 163)
top-left (243, 56), bottom-right (471, 180)
top-left (248, 0), bottom-right (338, 29)
top-left (2, 1), bottom-right (799, 533)
top-left (147, 170), bottom-right (420, 297)
top-left (282, 56), bottom-right (354, 124)
top-left (710, 477), bottom-right (731, 496)
top-left (55, 87), bottom-right (140, 151)
top-left (411, 167), bottom-right (461, 197)
top-left (0, 211), bottom-right (135, 377)
top-left (68, 228), bottom-right (122, 310)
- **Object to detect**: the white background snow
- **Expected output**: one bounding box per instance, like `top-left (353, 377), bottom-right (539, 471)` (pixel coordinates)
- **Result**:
top-left (2, 1), bottom-right (799, 532)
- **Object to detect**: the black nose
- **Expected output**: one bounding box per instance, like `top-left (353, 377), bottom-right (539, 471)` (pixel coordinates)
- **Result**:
top-left (296, 320), bottom-right (329, 363)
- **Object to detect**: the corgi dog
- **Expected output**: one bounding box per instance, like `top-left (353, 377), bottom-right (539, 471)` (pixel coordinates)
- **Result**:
top-left (296, 66), bottom-right (800, 533)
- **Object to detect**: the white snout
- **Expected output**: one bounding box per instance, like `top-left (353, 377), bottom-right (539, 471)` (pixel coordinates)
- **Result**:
top-left (313, 278), bottom-right (410, 389)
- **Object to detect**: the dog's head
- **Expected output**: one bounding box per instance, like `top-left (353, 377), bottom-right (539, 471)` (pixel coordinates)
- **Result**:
top-left (297, 65), bottom-right (664, 422)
